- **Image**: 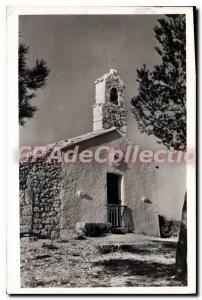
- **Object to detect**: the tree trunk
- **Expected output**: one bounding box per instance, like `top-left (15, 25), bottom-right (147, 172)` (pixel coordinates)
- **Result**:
top-left (176, 192), bottom-right (187, 280)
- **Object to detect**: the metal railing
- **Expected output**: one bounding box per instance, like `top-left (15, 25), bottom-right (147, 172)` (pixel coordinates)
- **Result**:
top-left (107, 204), bottom-right (127, 227)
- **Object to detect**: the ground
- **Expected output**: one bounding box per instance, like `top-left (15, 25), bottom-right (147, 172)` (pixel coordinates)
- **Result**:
top-left (20, 231), bottom-right (187, 288)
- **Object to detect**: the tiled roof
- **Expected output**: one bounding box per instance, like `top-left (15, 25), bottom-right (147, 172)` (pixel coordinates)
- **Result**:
top-left (51, 127), bottom-right (122, 150)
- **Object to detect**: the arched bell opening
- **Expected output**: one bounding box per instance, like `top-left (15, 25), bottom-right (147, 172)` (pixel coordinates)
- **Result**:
top-left (110, 87), bottom-right (118, 105)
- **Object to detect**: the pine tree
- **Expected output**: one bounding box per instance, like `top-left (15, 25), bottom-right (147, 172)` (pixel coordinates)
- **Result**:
top-left (131, 15), bottom-right (186, 151)
top-left (131, 15), bottom-right (187, 280)
top-left (19, 43), bottom-right (50, 126)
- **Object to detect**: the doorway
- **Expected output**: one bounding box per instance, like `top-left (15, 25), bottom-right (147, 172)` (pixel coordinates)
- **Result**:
top-left (107, 173), bottom-right (121, 205)
top-left (107, 173), bottom-right (123, 227)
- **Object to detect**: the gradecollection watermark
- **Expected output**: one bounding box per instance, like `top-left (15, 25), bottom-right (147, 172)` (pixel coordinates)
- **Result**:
top-left (19, 144), bottom-right (195, 165)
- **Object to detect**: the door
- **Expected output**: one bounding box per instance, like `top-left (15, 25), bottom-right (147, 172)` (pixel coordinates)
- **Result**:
top-left (107, 173), bottom-right (122, 227)
top-left (107, 173), bottom-right (120, 205)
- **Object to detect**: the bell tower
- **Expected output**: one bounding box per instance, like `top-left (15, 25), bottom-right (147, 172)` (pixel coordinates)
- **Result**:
top-left (92, 69), bottom-right (127, 135)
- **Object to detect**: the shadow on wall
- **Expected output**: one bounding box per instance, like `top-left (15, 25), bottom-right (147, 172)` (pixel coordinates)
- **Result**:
top-left (123, 207), bottom-right (134, 232)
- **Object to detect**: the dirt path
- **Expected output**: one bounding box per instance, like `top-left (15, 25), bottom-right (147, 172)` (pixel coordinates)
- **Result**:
top-left (20, 232), bottom-right (186, 288)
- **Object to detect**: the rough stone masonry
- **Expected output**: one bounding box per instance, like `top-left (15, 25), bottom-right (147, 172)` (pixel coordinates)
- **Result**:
top-left (20, 158), bottom-right (64, 239)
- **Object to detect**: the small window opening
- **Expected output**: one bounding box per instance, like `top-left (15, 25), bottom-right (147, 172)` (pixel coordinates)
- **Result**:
top-left (110, 88), bottom-right (118, 105)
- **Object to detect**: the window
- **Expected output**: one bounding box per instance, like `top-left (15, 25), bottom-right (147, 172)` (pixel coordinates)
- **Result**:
top-left (110, 87), bottom-right (118, 105)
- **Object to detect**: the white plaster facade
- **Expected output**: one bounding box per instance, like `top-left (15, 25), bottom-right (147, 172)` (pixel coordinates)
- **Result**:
top-left (60, 130), bottom-right (160, 238)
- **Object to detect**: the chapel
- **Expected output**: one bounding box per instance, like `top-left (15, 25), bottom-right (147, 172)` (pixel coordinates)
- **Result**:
top-left (20, 69), bottom-right (160, 239)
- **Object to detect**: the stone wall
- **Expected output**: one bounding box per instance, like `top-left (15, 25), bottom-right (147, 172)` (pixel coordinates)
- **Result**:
top-left (20, 160), bottom-right (63, 239)
top-left (20, 163), bottom-right (33, 236)
top-left (102, 103), bottom-right (127, 134)
top-left (93, 69), bottom-right (127, 134)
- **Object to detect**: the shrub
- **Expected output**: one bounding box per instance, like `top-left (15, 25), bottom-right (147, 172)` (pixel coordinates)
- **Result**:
top-left (158, 215), bottom-right (174, 238)
top-left (75, 222), bottom-right (111, 237)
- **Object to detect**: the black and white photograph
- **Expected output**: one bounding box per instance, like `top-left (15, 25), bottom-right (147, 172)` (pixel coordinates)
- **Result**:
top-left (6, 6), bottom-right (196, 294)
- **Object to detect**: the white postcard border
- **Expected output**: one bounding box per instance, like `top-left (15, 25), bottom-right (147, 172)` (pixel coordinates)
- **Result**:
top-left (6, 6), bottom-right (196, 294)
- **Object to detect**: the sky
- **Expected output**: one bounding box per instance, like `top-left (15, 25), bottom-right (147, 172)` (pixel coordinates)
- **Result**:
top-left (19, 14), bottom-right (186, 219)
